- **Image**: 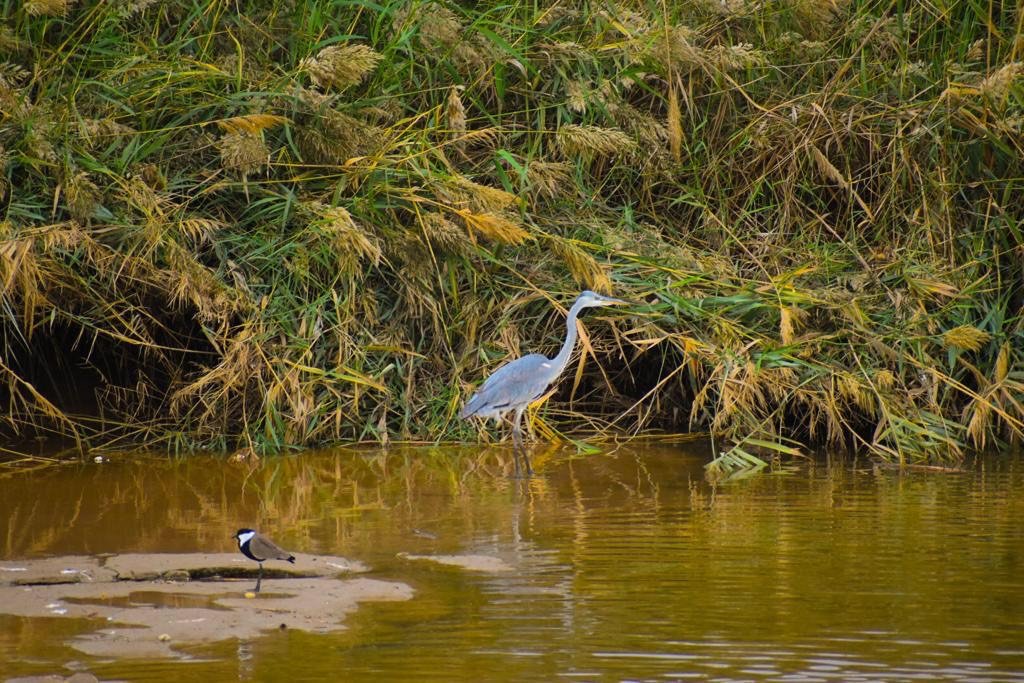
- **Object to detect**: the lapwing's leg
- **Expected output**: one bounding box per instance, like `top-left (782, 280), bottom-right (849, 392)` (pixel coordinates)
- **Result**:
top-left (254, 562), bottom-right (263, 593)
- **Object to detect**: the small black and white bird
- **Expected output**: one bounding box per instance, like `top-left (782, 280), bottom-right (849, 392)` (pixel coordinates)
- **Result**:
top-left (232, 528), bottom-right (296, 593)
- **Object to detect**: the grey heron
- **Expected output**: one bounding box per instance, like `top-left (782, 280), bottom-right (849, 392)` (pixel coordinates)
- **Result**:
top-left (459, 290), bottom-right (626, 474)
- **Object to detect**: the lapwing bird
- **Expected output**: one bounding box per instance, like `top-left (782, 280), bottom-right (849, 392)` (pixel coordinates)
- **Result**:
top-left (232, 528), bottom-right (295, 593)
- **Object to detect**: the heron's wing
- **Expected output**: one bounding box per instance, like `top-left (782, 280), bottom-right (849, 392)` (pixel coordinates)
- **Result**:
top-left (461, 354), bottom-right (558, 418)
top-left (476, 353), bottom-right (546, 391)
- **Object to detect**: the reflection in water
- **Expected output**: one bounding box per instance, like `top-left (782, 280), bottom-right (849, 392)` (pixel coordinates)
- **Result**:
top-left (237, 639), bottom-right (254, 681)
top-left (64, 591), bottom-right (230, 611)
top-left (2, 442), bottom-right (1024, 681)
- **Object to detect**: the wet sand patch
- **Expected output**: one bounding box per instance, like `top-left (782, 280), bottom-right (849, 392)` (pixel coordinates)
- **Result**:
top-left (0, 557), bottom-right (116, 586)
top-left (397, 552), bottom-right (513, 572)
top-left (104, 552), bottom-right (366, 581)
top-left (0, 553), bottom-right (366, 586)
top-left (0, 554), bottom-right (411, 658)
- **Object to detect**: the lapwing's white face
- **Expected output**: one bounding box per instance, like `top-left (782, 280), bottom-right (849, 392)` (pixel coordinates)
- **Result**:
top-left (235, 530), bottom-right (255, 546)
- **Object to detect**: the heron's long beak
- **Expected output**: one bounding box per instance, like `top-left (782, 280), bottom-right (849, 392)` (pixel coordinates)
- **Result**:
top-left (601, 295), bottom-right (628, 306)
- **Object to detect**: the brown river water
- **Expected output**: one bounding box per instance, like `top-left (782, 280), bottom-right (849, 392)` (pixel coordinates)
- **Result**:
top-left (1, 441), bottom-right (1023, 681)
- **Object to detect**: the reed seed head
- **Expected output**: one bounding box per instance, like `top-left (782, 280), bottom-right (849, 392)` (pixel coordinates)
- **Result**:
top-left (456, 209), bottom-right (529, 245)
top-left (421, 212), bottom-right (469, 255)
top-left (407, 3), bottom-right (463, 47)
top-left (526, 160), bottom-right (572, 201)
top-left (218, 131), bottom-right (268, 175)
top-left (978, 62), bottom-right (1022, 102)
top-left (447, 86), bottom-right (466, 142)
top-left (301, 44), bottom-right (382, 91)
top-left (65, 172), bottom-right (100, 222)
top-left (550, 238), bottom-right (612, 293)
top-left (24, 0), bottom-right (73, 16)
top-left (304, 201), bottom-right (382, 271)
top-left (0, 27), bottom-right (26, 53)
top-left (556, 124), bottom-right (636, 159)
top-left (0, 63), bottom-right (29, 91)
top-left (941, 325), bottom-right (991, 352)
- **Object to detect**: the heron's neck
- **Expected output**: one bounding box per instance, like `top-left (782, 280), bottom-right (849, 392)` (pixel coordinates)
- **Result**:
top-left (550, 298), bottom-right (586, 376)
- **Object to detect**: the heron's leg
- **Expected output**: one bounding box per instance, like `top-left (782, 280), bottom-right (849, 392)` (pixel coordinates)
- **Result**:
top-left (511, 408), bottom-right (523, 450)
top-left (510, 410), bottom-right (522, 477)
top-left (511, 407), bottom-right (533, 476)
top-left (254, 562), bottom-right (263, 593)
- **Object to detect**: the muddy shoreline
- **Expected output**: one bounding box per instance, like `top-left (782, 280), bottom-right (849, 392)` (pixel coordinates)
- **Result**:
top-left (0, 553), bottom-right (406, 659)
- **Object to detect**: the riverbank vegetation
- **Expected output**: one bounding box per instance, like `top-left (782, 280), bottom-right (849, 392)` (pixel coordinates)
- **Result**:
top-left (1, 0), bottom-right (1022, 468)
